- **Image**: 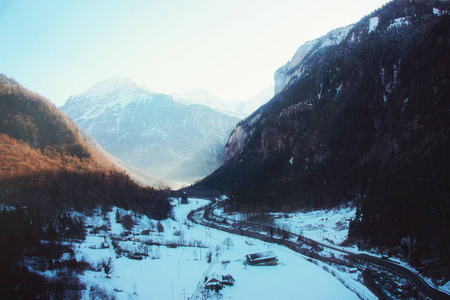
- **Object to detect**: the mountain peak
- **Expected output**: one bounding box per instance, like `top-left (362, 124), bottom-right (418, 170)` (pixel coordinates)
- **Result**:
top-left (84, 77), bottom-right (137, 97)
top-left (61, 77), bottom-right (151, 120)
top-left (179, 87), bottom-right (223, 104)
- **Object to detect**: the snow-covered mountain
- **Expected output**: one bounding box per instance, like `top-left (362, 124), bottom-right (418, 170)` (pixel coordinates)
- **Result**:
top-left (174, 87), bottom-right (273, 120)
top-left (61, 78), bottom-right (239, 185)
top-left (173, 88), bottom-right (238, 118)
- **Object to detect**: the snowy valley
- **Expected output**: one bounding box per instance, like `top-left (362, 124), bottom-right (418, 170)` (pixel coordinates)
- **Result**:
top-left (1, 0), bottom-right (450, 299)
top-left (42, 199), bottom-right (371, 300)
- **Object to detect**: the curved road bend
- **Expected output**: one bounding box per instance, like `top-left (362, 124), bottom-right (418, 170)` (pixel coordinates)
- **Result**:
top-left (188, 202), bottom-right (450, 300)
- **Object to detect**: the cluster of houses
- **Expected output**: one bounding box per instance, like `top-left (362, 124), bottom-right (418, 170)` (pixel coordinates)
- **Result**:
top-left (205, 274), bottom-right (235, 291)
top-left (204, 251), bottom-right (278, 292)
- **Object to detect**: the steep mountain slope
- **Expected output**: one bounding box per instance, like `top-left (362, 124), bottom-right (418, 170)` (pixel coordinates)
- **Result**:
top-left (193, 1), bottom-right (450, 276)
top-left (82, 130), bottom-right (168, 188)
top-left (0, 75), bottom-right (109, 175)
top-left (61, 78), bottom-right (240, 185)
top-left (0, 74), bottom-right (171, 218)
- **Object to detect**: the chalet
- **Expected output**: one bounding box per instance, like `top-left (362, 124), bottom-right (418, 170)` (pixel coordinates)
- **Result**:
top-left (246, 251), bottom-right (278, 266)
top-left (205, 276), bottom-right (222, 291)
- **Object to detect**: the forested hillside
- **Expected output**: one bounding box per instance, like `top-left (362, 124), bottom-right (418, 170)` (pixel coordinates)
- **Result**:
top-left (0, 74), bottom-right (171, 298)
top-left (192, 1), bottom-right (450, 277)
top-left (0, 74), bottom-right (170, 217)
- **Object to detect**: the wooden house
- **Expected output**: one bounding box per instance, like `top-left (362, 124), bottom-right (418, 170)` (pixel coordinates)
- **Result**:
top-left (205, 276), bottom-right (222, 290)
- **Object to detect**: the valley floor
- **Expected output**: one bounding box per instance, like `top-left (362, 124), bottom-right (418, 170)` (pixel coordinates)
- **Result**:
top-left (66, 199), bottom-right (368, 299)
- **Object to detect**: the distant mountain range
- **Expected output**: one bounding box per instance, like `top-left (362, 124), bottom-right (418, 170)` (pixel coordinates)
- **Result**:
top-left (192, 1), bottom-right (450, 275)
top-left (173, 86), bottom-right (273, 119)
top-left (61, 79), bottom-right (271, 185)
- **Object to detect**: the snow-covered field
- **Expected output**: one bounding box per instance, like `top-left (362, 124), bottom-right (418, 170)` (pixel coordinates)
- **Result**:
top-left (214, 204), bottom-right (356, 245)
top-left (272, 205), bottom-right (356, 245)
top-left (71, 199), bottom-right (369, 299)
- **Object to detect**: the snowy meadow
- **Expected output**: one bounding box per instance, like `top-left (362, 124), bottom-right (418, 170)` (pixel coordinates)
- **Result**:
top-left (61, 198), bottom-right (372, 299)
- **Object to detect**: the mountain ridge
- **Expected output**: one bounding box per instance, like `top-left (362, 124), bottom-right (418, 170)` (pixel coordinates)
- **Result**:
top-left (61, 79), bottom-right (240, 185)
top-left (0, 74), bottom-right (172, 298)
top-left (191, 1), bottom-right (450, 277)
top-left (0, 74), bottom-right (171, 218)
top-left (174, 86), bottom-right (273, 119)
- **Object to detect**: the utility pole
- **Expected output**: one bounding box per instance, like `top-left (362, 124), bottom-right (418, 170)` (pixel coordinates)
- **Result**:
top-left (172, 282), bottom-right (174, 300)
top-left (180, 288), bottom-right (188, 300)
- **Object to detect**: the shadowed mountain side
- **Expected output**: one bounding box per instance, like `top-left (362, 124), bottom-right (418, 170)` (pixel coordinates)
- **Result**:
top-left (0, 74), bottom-right (171, 219)
top-left (190, 2), bottom-right (450, 278)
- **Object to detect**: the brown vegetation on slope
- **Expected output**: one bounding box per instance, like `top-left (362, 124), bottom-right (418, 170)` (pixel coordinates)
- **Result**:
top-left (0, 74), bottom-right (171, 218)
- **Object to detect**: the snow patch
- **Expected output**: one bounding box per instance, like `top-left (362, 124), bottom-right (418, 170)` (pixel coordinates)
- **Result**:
top-left (273, 206), bottom-right (356, 245)
top-left (369, 17), bottom-right (379, 33)
top-left (433, 8), bottom-right (448, 16)
top-left (388, 17), bottom-right (410, 30)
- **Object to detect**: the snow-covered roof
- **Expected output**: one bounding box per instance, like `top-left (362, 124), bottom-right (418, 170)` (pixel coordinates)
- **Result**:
top-left (246, 251), bottom-right (277, 262)
top-left (205, 276), bottom-right (222, 286)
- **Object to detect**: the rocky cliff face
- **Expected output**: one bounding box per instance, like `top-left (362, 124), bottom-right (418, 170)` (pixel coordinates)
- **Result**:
top-left (274, 24), bottom-right (353, 95)
top-left (61, 78), bottom-right (239, 185)
top-left (224, 112), bottom-right (261, 163)
top-left (223, 1), bottom-right (450, 175)
top-left (195, 1), bottom-right (450, 273)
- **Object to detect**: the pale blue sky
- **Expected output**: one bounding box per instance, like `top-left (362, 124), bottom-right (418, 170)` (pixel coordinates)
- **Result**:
top-left (0, 0), bottom-right (389, 106)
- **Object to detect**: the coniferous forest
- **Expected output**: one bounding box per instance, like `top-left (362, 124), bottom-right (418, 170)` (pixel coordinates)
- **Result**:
top-left (191, 2), bottom-right (450, 278)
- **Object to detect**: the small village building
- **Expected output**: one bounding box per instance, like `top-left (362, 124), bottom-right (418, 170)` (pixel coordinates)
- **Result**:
top-left (246, 251), bottom-right (278, 266)
top-left (222, 274), bottom-right (235, 286)
top-left (205, 276), bottom-right (222, 290)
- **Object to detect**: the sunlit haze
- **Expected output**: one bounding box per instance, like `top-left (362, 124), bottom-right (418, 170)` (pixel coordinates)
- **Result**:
top-left (0, 0), bottom-right (389, 106)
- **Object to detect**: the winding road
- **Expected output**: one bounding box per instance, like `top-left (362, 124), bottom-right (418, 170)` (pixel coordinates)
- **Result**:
top-left (187, 200), bottom-right (450, 300)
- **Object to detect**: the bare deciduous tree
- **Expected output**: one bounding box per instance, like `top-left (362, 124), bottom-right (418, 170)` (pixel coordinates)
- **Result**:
top-left (100, 258), bottom-right (113, 278)
top-left (223, 237), bottom-right (234, 250)
top-left (206, 251), bottom-right (213, 263)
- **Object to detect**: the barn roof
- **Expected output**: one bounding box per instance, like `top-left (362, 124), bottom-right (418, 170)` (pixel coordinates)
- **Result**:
top-left (205, 276), bottom-right (222, 286)
top-left (246, 251), bottom-right (277, 262)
